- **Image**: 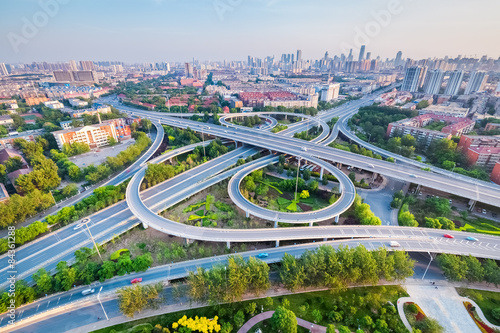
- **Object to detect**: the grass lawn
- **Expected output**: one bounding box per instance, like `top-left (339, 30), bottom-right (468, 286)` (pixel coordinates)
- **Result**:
top-left (243, 173), bottom-right (332, 213)
top-left (456, 218), bottom-right (500, 236)
top-left (457, 288), bottom-right (500, 326)
top-left (92, 286), bottom-right (408, 333)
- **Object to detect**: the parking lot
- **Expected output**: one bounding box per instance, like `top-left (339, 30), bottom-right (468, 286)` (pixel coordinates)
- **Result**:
top-left (70, 139), bottom-right (135, 168)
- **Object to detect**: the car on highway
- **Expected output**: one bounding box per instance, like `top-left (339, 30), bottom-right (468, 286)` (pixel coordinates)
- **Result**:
top-left (301, 147), bottom-right (307, 152)
top-left (443, 234), bottom-right (454, 239)
top-left (389, 241), bottom-right (400, 247)
top-left (477, 207), bottom-right (482, 213)
top-left (482, 209), bottom-right (487, 215)
top-left (466, 237), bottom-right (478, 242)
top-left (409, 174), bottom-right (417, 178)
top-left (81, 288), bottom-right (95, 295)
top-left (130, 278), bottom-right (142, 284)
top-left (73, 223), bottom-right (84, 230)
top-left (257, 253), bottom-right (269, 258)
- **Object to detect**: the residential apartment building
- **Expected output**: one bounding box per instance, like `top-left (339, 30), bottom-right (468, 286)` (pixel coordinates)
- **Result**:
top-left (68, 106), bottom-right (111, 118)
top-left (52, 119), bottom-right (131, 149)
top-left (423, 69), bottom-right (444, 95)
top-left (444, 70), bottom-right (464, 96)
top-left (387, 114), bottom-right (474, 146)
top-left (464, 146), bottom-right (500, 170)
top-left (491, 161), bottom-right (500, 185)
top-left (464, 71), bottom-right (488, 95)
top-left (401, 66), bottom-right (422, 92)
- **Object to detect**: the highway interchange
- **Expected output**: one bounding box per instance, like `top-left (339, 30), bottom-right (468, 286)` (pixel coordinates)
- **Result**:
top-left (2, 88), bottom-right (500, 331)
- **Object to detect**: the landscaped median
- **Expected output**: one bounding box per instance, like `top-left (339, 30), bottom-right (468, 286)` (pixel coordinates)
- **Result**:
top-left (464, 301), bottom-right (500, 333)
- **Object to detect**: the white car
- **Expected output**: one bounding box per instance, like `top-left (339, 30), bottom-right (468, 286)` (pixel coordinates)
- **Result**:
top-left (390, 241), bottom-right (401, 247)
top-left (301, 147), bottom-right (307, 152)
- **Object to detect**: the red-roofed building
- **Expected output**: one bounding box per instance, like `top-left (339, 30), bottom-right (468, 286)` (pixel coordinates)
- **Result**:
top-left (464, 146), bottom-right (500, 170)
top-left (491, 161), bottom-right (500, 185)
top-left (223, 106), bottom-right (230, 114)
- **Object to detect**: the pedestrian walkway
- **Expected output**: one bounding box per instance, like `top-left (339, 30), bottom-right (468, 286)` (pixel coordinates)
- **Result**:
top-left (237, 310), bottom-right (326, 333)
top-left (396, 284), bottom-right (500, 333)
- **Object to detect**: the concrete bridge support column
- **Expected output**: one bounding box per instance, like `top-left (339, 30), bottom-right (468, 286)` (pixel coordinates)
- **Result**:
top-left (226, 241), bottom-right (230, 249)
top-left (335, 215), bottom-right (339, 223)
top-left (142, 222), bottom-right (149, 229)
top-left (246, 210), bottom-right (250, 218)
top-left (469, 200), bottom-right (477, 212)
top-left (320, 167), bottom-right (324, 179)
top-left (323, 238), bottom-right (327, 242)
top-left (274, 220), bottom-right (278, 228)
top-left (275, 240), bottom-right (280, 247)
top-left (309, 222), bottom-right (313, 227)
top-left (416, 184), bottom-right (421, 193)
top-left (185, 238), bottom-right (194, 245)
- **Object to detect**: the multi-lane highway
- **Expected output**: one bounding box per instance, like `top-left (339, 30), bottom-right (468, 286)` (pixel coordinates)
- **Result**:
top-left (126, 108), bottom-right (500, 208)
top-left (3, 235), bottom-right (499, 332)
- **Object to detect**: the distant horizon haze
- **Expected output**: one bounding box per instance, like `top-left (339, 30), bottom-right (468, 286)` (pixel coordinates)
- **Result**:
top-left (1, 0), bottom-right (499, 63)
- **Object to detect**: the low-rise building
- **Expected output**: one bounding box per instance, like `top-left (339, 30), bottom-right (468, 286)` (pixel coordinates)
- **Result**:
top-left (0, 130), bottom-right (43, 149)
top-left (7, 168), bottom-right (32, 192)
top-left (0, 115), bottom-right (14, 129)
top-left (43, 100), bottom-right (64, 109)
top-left (386, 114), bottom-right (474, 146)
top-left (419, 103), bottom-right (469, 118)
top-left (68, 98), bottom-right (88, 108)
top-left (485, 123), bottom-right (500, 132)
top-left (68, 106), bottom-right (111, 118)
top-left (0, 148), bottom-right (28, 166)
top-left (52, 118), bottom-right (131, 149)
top-left (0, 183), bottom-right (9, 203)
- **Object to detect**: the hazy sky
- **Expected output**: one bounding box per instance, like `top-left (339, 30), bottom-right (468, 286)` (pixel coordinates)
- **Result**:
top-left (1, 0), bottom-right (500, 64)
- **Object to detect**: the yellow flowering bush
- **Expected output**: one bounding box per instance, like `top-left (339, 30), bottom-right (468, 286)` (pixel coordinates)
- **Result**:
top-left (173, 315), bottom-right (221, 333)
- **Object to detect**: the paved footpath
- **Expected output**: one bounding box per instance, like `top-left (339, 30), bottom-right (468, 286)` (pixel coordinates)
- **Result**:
top-left (237, 310), bottom-right (327, 333)
top-left (397, 284), bottom-right (500, 333)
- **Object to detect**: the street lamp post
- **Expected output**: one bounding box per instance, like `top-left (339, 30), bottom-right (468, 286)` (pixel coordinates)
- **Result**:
top-left (97, 286), bottom-right (109, 320)
top-left (422, 251), bottom-right (433, 280)
top-left (201, 127), bottom-right (206, 159)
top-left (294, 157), bottom-right (301, 201)
top-left (82, 218), bottom-right (104, 263)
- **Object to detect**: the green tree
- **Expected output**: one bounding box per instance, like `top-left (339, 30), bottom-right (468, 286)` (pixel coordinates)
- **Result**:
top-left (32, 268), bottom-right (53, 294)
top-left (5, 156), bottom-right (24, 173)
top-left (233, 310), bottom-right (245, 328)
top-left (271, 306), bottom-right (297, 333)
top-left (311, 309), bottom-right (322, 323)
top-left (141, 118), bottom-right (152, 132)
top-left (133, 253), bottom-right (154, 272)
top-left (326, 324), bottom-right (336, 333)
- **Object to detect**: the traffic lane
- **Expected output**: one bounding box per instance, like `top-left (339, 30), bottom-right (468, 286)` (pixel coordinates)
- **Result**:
top-left (0, 146), bottom-right (251, 283)
top-left (0, 147), bottom-right (255, 288)
top-left (2, 236), bottom-right (495, 332)
top-left (147, 110), bottom-right (500, 199)
top-left (227, 156), bottom-right (355, 223)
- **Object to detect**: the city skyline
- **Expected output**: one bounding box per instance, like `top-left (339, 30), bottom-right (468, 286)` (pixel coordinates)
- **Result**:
top-left (1, 0), bottom-right (500, 63)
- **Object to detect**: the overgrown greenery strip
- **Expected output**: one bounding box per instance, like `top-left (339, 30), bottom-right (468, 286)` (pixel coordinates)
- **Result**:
top-left (437, 254), bottom-right (500, 285)
top-left (457, 288), bottom-right (500, 326)
top-left (45, 182), bottom-right (128, 226)
top-left (93, 286), bottom-right (409, 333)
top-left (0, 246), bottom-right (154, 313)
top-left (143, 139), bottom-right (229, 189)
